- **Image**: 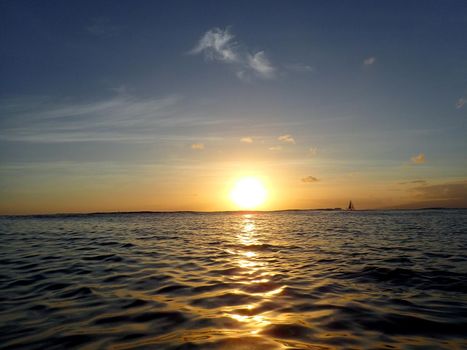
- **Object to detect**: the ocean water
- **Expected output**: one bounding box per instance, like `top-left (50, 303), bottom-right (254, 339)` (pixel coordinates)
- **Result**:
top-left (1, 210), bottom-right (466, 350)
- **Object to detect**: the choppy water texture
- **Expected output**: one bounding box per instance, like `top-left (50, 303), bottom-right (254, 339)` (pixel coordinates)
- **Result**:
top-left (1, 210), bottom-right (467, 349)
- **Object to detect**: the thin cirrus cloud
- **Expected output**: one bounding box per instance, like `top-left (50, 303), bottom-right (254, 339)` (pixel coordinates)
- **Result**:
top-left (398, 180), bottom-right (427, 185)
top-left (412, 181), bottom-right (467, 200)
top-left (409, 181), bottom-right (467, 207)
top-left (191, 143), bottom-right (205, 150)
top-left (0, 94), bottom-right (221, 143)
top-left (401, 181), bottom-right (467, 208)
top-left (285, 63), bottom-right (313, 73)
top-left (309, 147), bottom-right (318, 157)
top-left (456, 97), bottom-right (466, 109)
top-left (191, 27), bottom-right (298, 81)
top-left (411, 153), bottom-right (426, 164)
top-left (269, 146), bottom-right (282, 151)
top-left (301, 176), bottom-right (319, 183)
top-left (278, 134), bottom-right (295, 144)
top-left (363, 56), bottom-right (376, 65)
top-left (240, 136), bottom-right (253, 144)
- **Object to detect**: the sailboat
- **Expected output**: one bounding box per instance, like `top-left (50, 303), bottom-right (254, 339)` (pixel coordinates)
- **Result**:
top-left (347, 200), bottom-right (355, 211)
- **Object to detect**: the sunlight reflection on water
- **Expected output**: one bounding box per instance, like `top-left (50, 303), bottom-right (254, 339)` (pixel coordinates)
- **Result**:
top-left (0, 210), bottom-right (466, 349)
top-left (225, 214), bottom-right (279, 338)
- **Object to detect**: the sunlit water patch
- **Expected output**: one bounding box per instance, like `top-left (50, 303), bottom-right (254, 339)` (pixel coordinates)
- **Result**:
top-left (1, 210), bottom-right (467, 349)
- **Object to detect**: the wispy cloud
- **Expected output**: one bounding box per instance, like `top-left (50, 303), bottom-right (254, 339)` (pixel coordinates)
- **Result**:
top-left (456, 97), bottom-right (466, 109)
top-left (285, 63), bottom-right (313, 73)
top-left (412, 181), bottom-right (467, 200)
top-left (395, 181), bottom-right (467, 208)
top-left (240, 136), bottom-right (253, 144)
top-left (406, 181), bottom-right (467, 208)
top-left (309, 147), bottom-right (318, 157)
top-left (398, 179), bottom-right (427, 185)
top-left (190, 27), bottom-right (238, 63)
top-left (363, 56), bottom-right (376, 65)
top-left (191, 27), bottom-right (276, 80)
top-left (301, 176), bottom-right (319, 183)
top-left (0, 94), bottom-right (221, 143)
top-left (246, 51), bottom-right (275, 79)
top-left (278, 134), bottom-right (295, 144)
top-left (411, 153), bottom-right (426, 164)
top-left (110, 85), bottom-right (129, 95)
top-left (191, 143), bottom-right (205, 150)
top-left (269, 146), bottom-right (282, 151)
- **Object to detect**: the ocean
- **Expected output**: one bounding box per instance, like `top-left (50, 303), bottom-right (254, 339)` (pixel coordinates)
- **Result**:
top-left (1, 210), bottom-right (466, 349)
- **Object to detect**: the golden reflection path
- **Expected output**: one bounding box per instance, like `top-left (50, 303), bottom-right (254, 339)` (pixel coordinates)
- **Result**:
top-left (224, 214), bottom-right (286, 337)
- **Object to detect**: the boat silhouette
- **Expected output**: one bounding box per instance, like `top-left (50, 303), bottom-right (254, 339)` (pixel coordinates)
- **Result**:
top-left (347, 200), bottom-right (355, 211)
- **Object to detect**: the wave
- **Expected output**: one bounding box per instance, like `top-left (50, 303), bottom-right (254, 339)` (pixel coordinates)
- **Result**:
top-left (1, 210), bottom-right (466, 349)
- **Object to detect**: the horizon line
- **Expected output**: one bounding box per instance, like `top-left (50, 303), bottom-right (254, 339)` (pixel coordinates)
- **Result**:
top-left (1, 207), bottom-right (465, 218)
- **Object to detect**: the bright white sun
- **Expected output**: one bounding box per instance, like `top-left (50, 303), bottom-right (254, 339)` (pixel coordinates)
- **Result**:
top-left (230, 177), bottom-right (267, 209)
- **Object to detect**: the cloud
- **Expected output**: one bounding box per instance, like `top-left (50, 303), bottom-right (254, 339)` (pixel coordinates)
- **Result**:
top-left (309, 147), bottom-right (318, 157)
top-left (412, 181), bottom-right (467, 200)
top-left (399, 181), bottom-right (467, 208)
top-left (364, 56), bottom-right (376, 65)
top-left (278, 134), bottom-right (295, 144)
top-left (247, 51), bottom-right (276, 78)
top-left (235, 70), bottom-right (250, 82)
top-left (411, 153), bottom-right (426, 164)
top-left (191, 27), bottom-right (276, 81)
top-left (0, 94), bottom-right (223, 143)
top-left (191, 27), bottom-right (238, 62)
top-left (301, 176), bottom-right (319, 183)
top-left (285, 63), bottom-right (313, 73)
top-left (456, 97), bottom-right (466, 109)
top-left (398, 180), bottom-right (427, 185)
top-left (110, 85), bottom-right (129, 95)
top-left (191, 143), bottom-right (204, 150)
top-left (269, 146), bottom-right (282, 151)
top-left (240, 136), bottom-right (253, 144)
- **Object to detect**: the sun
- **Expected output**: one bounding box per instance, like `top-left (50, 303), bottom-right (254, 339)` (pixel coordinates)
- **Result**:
top-left (230, 177), bottom-right (267, 210)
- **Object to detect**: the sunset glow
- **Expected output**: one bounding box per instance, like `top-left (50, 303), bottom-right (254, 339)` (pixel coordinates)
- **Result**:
top-left (1, 3), bottom-right (466, 350)
top-left (0, 1), bottom-right (465, 215)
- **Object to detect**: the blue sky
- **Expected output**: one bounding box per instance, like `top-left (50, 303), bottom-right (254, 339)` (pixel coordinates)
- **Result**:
top-left (1, 0), bottom-right (466, 213)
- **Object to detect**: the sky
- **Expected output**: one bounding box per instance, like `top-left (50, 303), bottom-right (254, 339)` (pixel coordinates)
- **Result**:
top-left (0, 0), bottom-right (466, 214)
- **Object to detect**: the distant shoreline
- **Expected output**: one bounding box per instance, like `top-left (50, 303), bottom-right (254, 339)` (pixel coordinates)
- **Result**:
top-left (1, 207), bottom-right (465, 218)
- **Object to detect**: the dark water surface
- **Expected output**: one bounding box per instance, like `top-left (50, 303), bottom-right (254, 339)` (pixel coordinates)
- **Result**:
top-left (1, 210), bottom-right (467, 349)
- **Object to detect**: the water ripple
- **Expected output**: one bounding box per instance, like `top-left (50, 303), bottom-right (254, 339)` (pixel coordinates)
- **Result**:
top-left (1, 209), bottom-right (466, 349)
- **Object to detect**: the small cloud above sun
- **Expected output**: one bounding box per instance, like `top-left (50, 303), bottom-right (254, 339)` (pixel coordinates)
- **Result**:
top-left (309, 147), bottom-right (318, 157)
top-left (411, 153), bottom-right (426, 164)
top-left (240, 136), bottom-right (253, 144)
top-left (456, 97), bottom-right (466, 109)
top-left (302, 176), bottom-right (319, 183)
top-left (191, 143), bottom-right (204, 150)
top-left (278, 134), bottom-right (295, 144)
top-left (364, 56), bottom-right (376, 65)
